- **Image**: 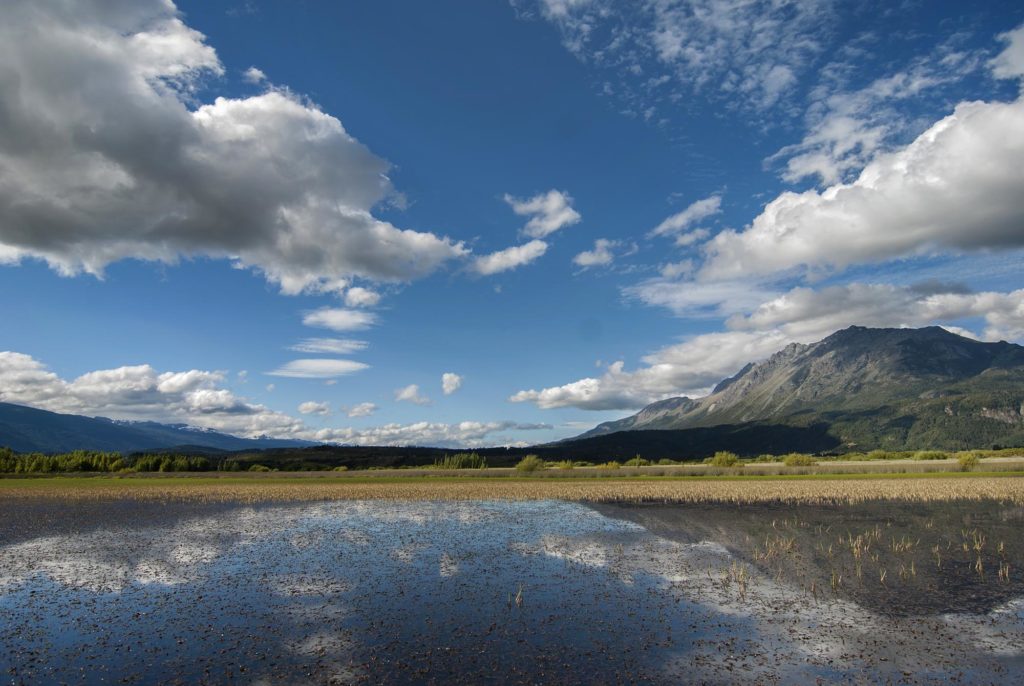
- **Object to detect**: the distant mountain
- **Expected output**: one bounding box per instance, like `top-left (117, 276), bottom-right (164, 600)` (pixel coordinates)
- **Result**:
top-left (575, 326), bottom-right (1024, 452)
top-left (0, 402), bottom-right (316, 454)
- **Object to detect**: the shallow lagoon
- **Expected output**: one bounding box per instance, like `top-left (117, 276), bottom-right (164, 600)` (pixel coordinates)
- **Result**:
top-left (1, 498), bottom-right (1022, 684)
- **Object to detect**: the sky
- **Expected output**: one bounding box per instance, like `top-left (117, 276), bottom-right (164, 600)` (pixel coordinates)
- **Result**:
top-left (1, 0), bottom-right (1024, 448)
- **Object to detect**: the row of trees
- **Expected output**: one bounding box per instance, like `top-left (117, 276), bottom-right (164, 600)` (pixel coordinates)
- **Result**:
top-left (0, 447), bottom-right (226, 473)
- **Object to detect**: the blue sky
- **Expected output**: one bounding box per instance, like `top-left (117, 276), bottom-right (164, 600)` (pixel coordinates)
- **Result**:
top-left (1, 0), bottom-right (1024, 447)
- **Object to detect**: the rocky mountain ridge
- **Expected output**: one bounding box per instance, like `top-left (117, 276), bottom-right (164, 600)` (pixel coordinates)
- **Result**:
top-left (577, 326), bottom-right (1024, 451)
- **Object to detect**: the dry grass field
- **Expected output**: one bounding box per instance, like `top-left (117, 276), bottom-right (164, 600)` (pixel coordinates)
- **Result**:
top-left (2, 472), bottom-right (1024, 505)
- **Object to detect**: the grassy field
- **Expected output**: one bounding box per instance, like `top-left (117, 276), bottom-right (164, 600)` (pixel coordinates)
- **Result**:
top-left (2, 471), bottom-right (1024, 504)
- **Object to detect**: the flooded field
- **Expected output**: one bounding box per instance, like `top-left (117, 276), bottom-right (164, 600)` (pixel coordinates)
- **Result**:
top-left (1, 497), bottom-right (1023, 684)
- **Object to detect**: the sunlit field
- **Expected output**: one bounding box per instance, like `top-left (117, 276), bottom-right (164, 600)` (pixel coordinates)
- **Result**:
top-left (3, 471), bottom-right (1024, 505)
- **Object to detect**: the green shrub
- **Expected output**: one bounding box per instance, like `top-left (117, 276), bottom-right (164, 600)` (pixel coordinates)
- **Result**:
top-left (913, 451), bottom-right (949, 461)
top-left (549, 460), bottom-right (575, 470)
top-left (624, 456), bottom-right (651, 467)
top-left (597, 461), bottom-right (621, 470)
top-left (248, 464), bottom-right (271, 472)
top-left (957, 452), bottom-right (980, 471)
top-left (515, 454), bottom-right (544, 472)
top-left (863, 450), bottom-right (916, 461)
top-left (333, 465), bottom-right (349, 472)
top-left (708, 451), bottom-right (741, 467)
top-left (782, 453), bottom-right (816, 467)
top-left (752, 454), bottom-right (776, 463)
top-left (657, 458), bottom-right (677, 466)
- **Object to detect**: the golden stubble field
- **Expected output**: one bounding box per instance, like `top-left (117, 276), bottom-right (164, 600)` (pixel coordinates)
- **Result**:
top-left (3, 474), bottom-right (1024, 505)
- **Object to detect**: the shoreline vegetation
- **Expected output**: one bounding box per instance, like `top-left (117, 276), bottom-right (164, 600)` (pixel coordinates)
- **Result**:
top-left (1, 446), bottom-right (1022, 475)
top-left (2, 446), bottom-right (1024, 504)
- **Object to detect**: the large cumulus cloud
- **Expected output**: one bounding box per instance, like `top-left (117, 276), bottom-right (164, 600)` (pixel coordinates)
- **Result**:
top-left (0, 0), bottom-right (466, 293)
top-left (700, 96), bottom-right (1024, 280)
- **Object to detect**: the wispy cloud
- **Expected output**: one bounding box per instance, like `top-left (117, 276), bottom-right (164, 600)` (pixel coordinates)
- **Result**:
top-left (268, 359), bottom-right (370, 378)
top-left (472, 240), bottom-right (548, 275)
top-left (302, 308), bottom-right (378, 332)
top-left (768, 40), bottom-right (986, 185)
top-left (521, 0), bottom-right (834, 117)
top-left (289, 338), bottom-right (369, 355)
top-left (648, 195), bottom-right (721, 238)
top-left (395, 384), bottom-right (431, 405)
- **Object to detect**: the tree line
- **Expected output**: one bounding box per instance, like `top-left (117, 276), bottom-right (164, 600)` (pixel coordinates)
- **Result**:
top-left (0, 447), bottom-right (242, 473)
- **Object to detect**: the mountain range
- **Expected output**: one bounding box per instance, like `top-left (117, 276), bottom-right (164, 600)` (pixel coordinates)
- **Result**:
top-left (575, 326), bottom-right (1024, 452)
top-left (2, 326), bottom-right (1023, 458)
top-left (0, 402), bottom-right (313, 454)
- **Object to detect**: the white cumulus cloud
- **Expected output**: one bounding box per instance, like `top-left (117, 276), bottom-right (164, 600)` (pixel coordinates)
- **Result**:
top-left (504, 190), bottom-right (581, 238)
top-left (441, 372), bottom-right (463, 395)
top-left (509, 331), bottom-right (791, 410)
top-left (242, 66), bottom-right (266, 84)
top-left (991, 24), bottom-right (1024, 80)
top-left (730, 283), bottom-right (1024, 343)
top-left (573, 239), bottom-right (617, 268)
top-left (702, 96), bottom-right (1024, 281)
top-left (343, 287), bottom-right (381, 308)
top-left (0, 351), bottom-right (304, 436)
top-left (312, 420), bottom-right (550, 448)
top-left (0, 0), bottom-right (467, 294)
top-left (346, 402), bottom-right (377, 418)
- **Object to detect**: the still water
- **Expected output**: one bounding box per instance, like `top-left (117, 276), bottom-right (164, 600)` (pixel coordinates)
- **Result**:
top-left (1, 498), bottom-right (1022, 684)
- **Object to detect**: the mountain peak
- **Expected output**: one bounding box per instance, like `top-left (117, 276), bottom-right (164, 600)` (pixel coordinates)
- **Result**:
top-left (572, 325), bottom-right (1024, 450)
